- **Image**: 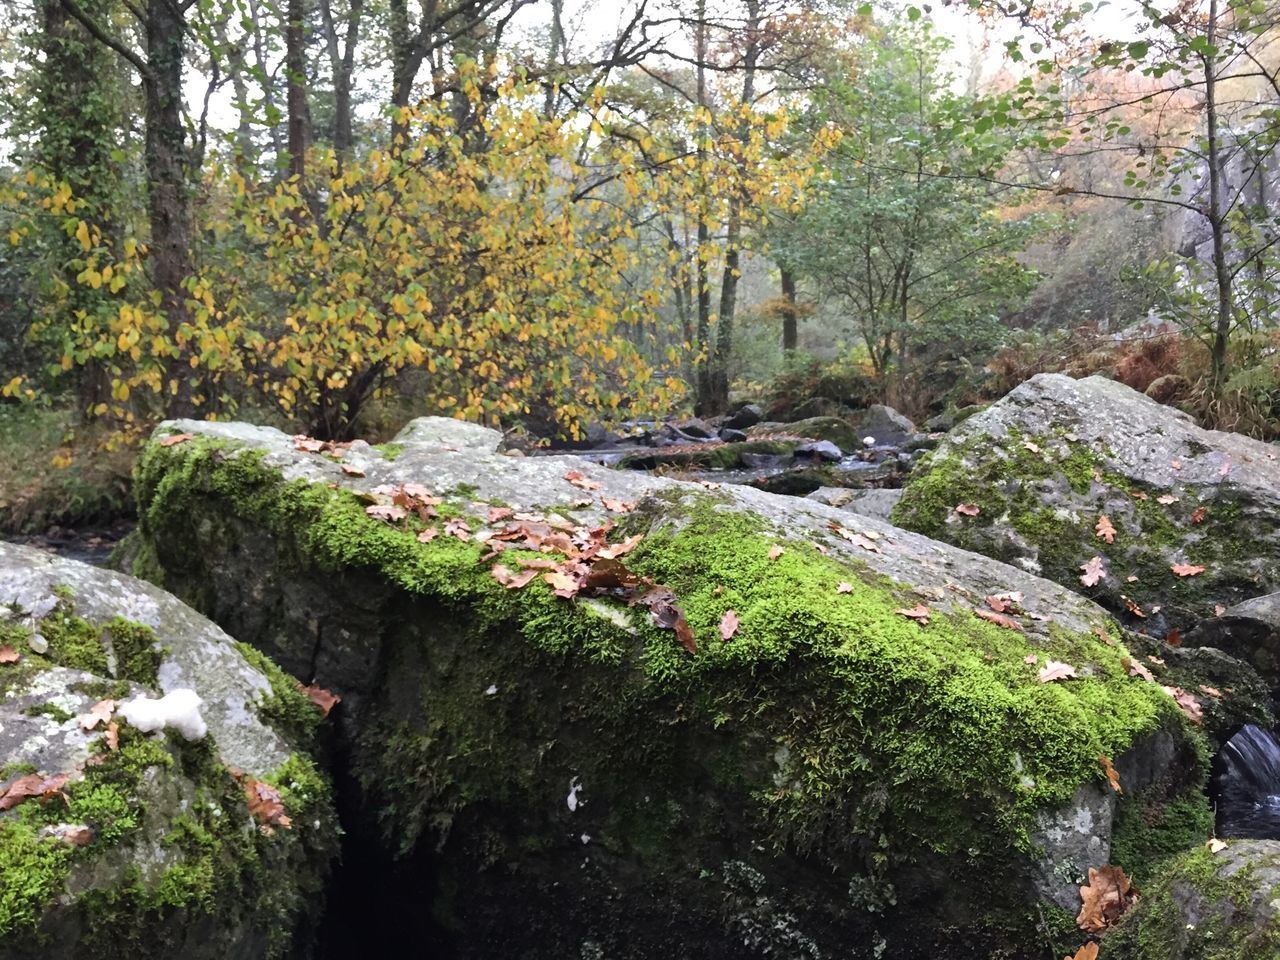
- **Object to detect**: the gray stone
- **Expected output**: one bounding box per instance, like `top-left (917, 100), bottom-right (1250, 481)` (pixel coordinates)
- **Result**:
top-left (859, 404), bottom-right (915, 441)
top-left (718, 427), bottom-right (749, 443)
top-left (392, 415), bottom-right (504, 451)
top-left (894, 374), bottom-right (1280, 628)
top-left (793, 440), bottom-right (843, 461)
top-left (723, 403), bottom-right (764, 430)
top-left (805, 487), bottom-right (904, 522)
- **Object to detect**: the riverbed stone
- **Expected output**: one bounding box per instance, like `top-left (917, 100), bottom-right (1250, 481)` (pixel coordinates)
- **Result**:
top-left (0, 543), bottom-right (337, 960)
top-left (893, 374), bottom-right (1280, 630)
top-left (747, 415), bottom-right (861, 451)
top-left (129, 415), bottom-right (1213, 959)
top-left (806, 487), bottom-right (904, 521)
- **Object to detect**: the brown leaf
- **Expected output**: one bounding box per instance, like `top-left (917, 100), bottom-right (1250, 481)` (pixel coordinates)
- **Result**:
top-left (302, 685), bottom-right (340, 717)
top-left (505, 568), bottom-right (541, 590)
top-left (1130, 489), bottom-right (1149, 500)
top-left (1095, 515), bottom-right (1116, 544)
top-left (105, 722), bottom-right (118, 752)
top-left (1076, 865), bottom-right (1136, 932)
top-left (1200, 685), bottom-right (1223, 699)
top-left (365, 503), bottom-right (408, 522)
top-left (1099, 755), bottom-right (1123, 794)
top-left (487, 506), bottom-right (514, 523)
top-left (294, 436), bottom-right (327, 453)
top-left (1123, 596), bottom-right (1147, 618)
top-left (635, 588), bottom-right (696, 653)
top-left (444, 518), bottom-right (472, 542)
top-left (975, 608), bottom-right (1023, 631)
top-left (1162, 685), bottom-right (1204, 724)
top-left (0, 772), bottom-right (69, 811)
top-left (1066, 943), bottom-right (1100, 960)
top-left (579, 559), bottom-right (643, 592)
top-left (597, 533), bottom-right (644, 561)
top-left (159, 432), bottom-right (194, 447)
top-left (1038, 660), bottom-right (1079, 682)
top-left (1156, 494), bottom-right (1179, 505)
top-left (1191, 506), bottom-right (1207, 524)
top-left (953, 503), bottom-right (981, 517)
top-left (340, 463), bottom-right (366, 477)
top-left (836, 582), bottom-right (854, 594)
top-left (1023, 440), bottom-right (1041, 453)
top-left (601, 498), bottom-right (636, 513)
top-left (1080, 556), bottom-right (1106, 587)
top-left (1148, 655), bottom-right (1165, 666)
top-left (1024, 654), bottom-right (1038, 664)
top-left (1165, 628), bottom-right (1182, 648)
top-left (895, 604), bottom-right (931, 625)
top-left (0, 644), bottom-right (19, 664)
top-left (245, 779), bottom-right (292, 830)
top-left (1207, 837), bottom-right (1228, 853)
top-left (544, 570), bottom-right (580, 598)
top-left (720, 610), bottom-right (740, 641)
top-left (78, 698), bottom-right (114, 732)
top-left (768, 545), bottom-right (784, 561)
top-left (416, 527), bottom-right (438, 543)
top-left (1171, 563), bottom-right (1206, 577)
top-left (564, 470), bottom-right (603, 492)
top-left (56, 824), bottom-right (94, 847)
top-left (1093, 625), bottom-right (1115, 647)
top-left (1124, 657), bottom-right (1155, 682)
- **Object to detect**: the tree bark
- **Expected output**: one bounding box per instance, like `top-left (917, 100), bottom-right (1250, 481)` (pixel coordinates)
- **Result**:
top-left (1204, 0), bottom-right (1234, 398)
top-left (285, 0), bottom-right (311, 181)
top-left (780, 266), bottom-right (798, 352)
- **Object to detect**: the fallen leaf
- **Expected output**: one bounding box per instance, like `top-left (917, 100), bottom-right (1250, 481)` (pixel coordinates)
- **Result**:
top-left (1123, 596), bottom-right (1147, 618)
top-left (1095, 515), bottom-right (1116, 544)
top-left (1171, 563), bottom-right (1205, 577)
top-left (544, 570), bottom-right (579, 598)
top-left (340, 463), bottom-right (366, 477)
top-left (365, 503), bottom-right (408, 522)
top-left (1191, 506), bottom-right (1207, 523)
top-left (245, 779), bottom-right (292, 830)
top-left (105, 721), bottom-right (118, 752)
top-left (444, 518), bottom-right (472, 541)
top-left (0, 772), bottom-right (69, 811)
top-left (597, 534), bottom-right (644, 561)
top-left (1024, 654), bottom-right (1038, 664)
top-left (1077, 865), bottom-right (1136, 932)
top-left (1165, 628), bottom-right (1182, 647)
top-left (301, 685), bottom-right (340, 717)
top-left (1039, 660), bottom-right (1079, 683)
top-left (1148, 655), bottom-right (1165, 666)
top-left (1171, 459), bottom-right (1182, 470)
top-left (1131, 489), bottom-right (1149, 500)
top-left (487, 506), bottom-right (514, 523)
top-left (1161, 685), bottom-right (1204, 724)
top-left (159, 433), bottom-right (194, 447)
top-left (1220, 460), bottom-right (1231, 477)
top-left (1126, 575), bottom-right (1138, 583)
top-left (0, 645), bottom-right (19, 664)
top-left (1124, 657), bottom-right (1155, 682)
top-left (416, 527), bottom-right (438, 543)
top-left (768, 545), bottom-right (784, 561)
top-left (635, 588), bottom-right (696, 653)
top-left (294, 437), bottom-right (327, 453)
top-left (1099, 755), bottom-right (1123, 793)
top-left (1215, 604), bottom-right (1227, 616)
top-left (1023, 440), bottom-right (1041, 453)
top-left (1066, 944), bottom-right (1099, 960)
top-left (1093, 625), bottom-right (1115, 647)
top-left (1200, 685), bottom-right (1223, 698)
top-left (564, 470), bottom-right (603, 492)
top-left (1207, 838), bottom-right (1228, 853)
top-left (975, 608), bottom-right (1022, 631)
top-left (895, 604), bottom-right (931, 625)
top-left (1080, 556), bottom-right (1106, 587)
top-left (985, 592), bottom-right (1024, 614)
top-left (836, 582), bottom-right (854, 594)
top-left (54, 824), bottom-right (94, 846)
top-left (600, 498), bottom-right (636, 513)
top-left (1156, 494), bottom-right (1179, 505)
top-left (720, 610), bottom-right (740, 641)
top-left (77, 698), bottom-right (114, 732)
top-left (506, 569), bottom-right (540, 590)
top-left (954, 503), bottom-right (981, 517)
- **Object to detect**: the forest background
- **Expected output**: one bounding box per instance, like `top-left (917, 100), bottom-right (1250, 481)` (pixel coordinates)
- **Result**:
top-left (2, 0), bottom-right (1280, 525)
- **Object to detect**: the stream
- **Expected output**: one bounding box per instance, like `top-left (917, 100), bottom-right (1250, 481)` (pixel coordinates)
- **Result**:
top-left (1214, 724), bottom-right (1280, 839)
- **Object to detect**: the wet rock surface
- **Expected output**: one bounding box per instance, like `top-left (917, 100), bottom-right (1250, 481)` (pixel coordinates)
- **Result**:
top-left (126, 415), bottom-right (1212, 959)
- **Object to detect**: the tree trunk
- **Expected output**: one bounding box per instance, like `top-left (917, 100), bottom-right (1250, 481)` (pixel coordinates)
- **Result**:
top-left (285, 0), bottom-right (311, 182)
top-left (318, 0), bottom-right (361, 161)
top-left (1204, 0), bottom-right (1234, 399)
top-left (781, 266), bottom-right (798, 352)
top-left (144, 0), bottom-right (196, 415)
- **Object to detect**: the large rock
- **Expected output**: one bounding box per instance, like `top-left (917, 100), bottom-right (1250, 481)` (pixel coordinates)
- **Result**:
top-left (859, 404), bottom-right (915, 444)
top-left (0, 544), bottom-right (336, 959)
top-left (1101, 840), bottom-right (1280, 959)
top-left (748, 415), bottom-right (860, 451)
top-left (806, 487), bottom-right (904, 522)
top-left (893, 374), bottom-right (1280, 630)
top-left (130, 416), bottom-right (1212, 958)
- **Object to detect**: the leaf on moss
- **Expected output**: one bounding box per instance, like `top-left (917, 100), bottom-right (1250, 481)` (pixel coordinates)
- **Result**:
top-left (1095, 515), bottom-right (1116, 543)
top-left (1038, 660), bottom-right (1078, 682)
top-left (1099, 754), bottom-right (1122, 793)
top-left (985, 591), bottom-right (1023, 614)
top-left (158, 433), bottom-right (194, 447)
top-left (543, 570), bottom-right (579, 598)
top-left (1155, 494), bottom-right (1179, 505)
top-left (0, 644), bottom-right (19, 664)
top-left (836, 582), bottom-right (854, 594)
top-left (601, 497), bottom-right (635, 512)
top-left (1065, 943), bottom-right (1099, 960)
top-left (975, 608), bottom-right (1022, 630)
top-left (1123, 657), bottom-right (1155, 682)
top-left (895, 604), bottom-right (930, 625)
top-left (416, 527), bottom-right (438, 543)
top-left (720, 610), bottom-right (740, 641)
top-left (487, 506), bottom-right (514, 522)
top-left (1170, 563), bottom-right (1205, 577)
top-left (366, 503), bottom-right (408, 522)
top-left (768, 545), bottom-right (784, 561)
top-left (0, 772), bottom-right (69, 811)
top-left (597, 533), bottom-right (643, 560)
top-left (635, 587), bottom-right (695, 653)
top-left (105, 721), bottom-right (118, 752)
top-left (444, 517), bottom-right (472, 541)
top-left (953, 503), bottom-right (980, 516)
top-left (301, 684), bottom-right (340, 717)
top-left (1080, 556), bottom-right (1106, 587)
top-left (245, 779), bottom-right (292, 831)
top-left (1092, 625), bottom-right (1115, 646)
top-left (1076, 865), bottom-right (1136, 932)
top-left (1191, 506), bottom-right (1207, 523)
top-left (1161, 685), bottom-right (1203, 724)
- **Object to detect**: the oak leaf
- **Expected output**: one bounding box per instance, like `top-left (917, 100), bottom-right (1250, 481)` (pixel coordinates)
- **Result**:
top-left (1065, 944), bottom-right (1099, 960)
top-left (1077, 865), bottom-right (1136, 932)
top-left (1099, 755), bottom-right (1122, 793)
top-left (1095, 515), bottom-right (1116, 544)
top-left (416, 527), bottom-right (438, 543)
top-left (1080, 556), bottom-right (1106, 587)
top-left (1161, 685), bottom-right (1204, 724)
top-left (953, 503), bottom-right (980, 516)
top-left (564, 470), bottom-right (603, 491)
top-left (720, 610), bottom-right (740, 641)
top-left (301, 685), bottom-right (340, 717)
top-left (1038, 660), bottom-right (1079, 682)
top-left (895, 604), bottom-right (931, 625)
top-left (365, 503), bottom-right (408, 522)
top-left (245, 779), bottom-right (292, 830)
top-left (487, 506), bottom-right (514, 522)
top-left (340, 463), bottom-right (366, 477)
top-left (975, 608), bottom-right (1022, 630)
top-left (1156, 494), bottom-right (1178, 505)
top-left (1191, 506), bottom-right (1207, 523)
top-left (543, 570), bottom-right (579, 598)
top-left (158, 433), bottom-right (194, 447)
top-left (1124, 657), bottom-right (1155, 682)
top-left (1171, 563), bottom-right (1205, 577)
top-left (78, 698), bottom-right (114, 732)
top-left (836, 582), bottom-right (854, 594)
top-left (0, 645), bottom-right (19, 664)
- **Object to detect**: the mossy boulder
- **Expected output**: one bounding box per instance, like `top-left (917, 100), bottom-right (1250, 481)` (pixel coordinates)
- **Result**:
top-left (615, 439), bottom-right (799, 471)
top-left (893, 374), bottom-right (1280, 631)
top-left (0, 543), bottom-right (337, 960)
top-left (1100, 841), bottom-right (1280, 959)
top-left (130, 416), bottom-right (1214, 959)
top-left (748, 415), bottom-right (861, 452)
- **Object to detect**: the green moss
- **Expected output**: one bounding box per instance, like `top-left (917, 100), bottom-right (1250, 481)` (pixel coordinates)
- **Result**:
top-left (234, 642), bottom-right (322, 746)
top-left (374, 442), bottom-right (405, 461)
top-left (22, 594), bottom-right (162, 687)
top-left (1102, 845), bottom-right (1280, 960)
top-left (0, 820), bottom-right (70, 935)
top-left (1109, 785), bottom-right (1214, 886)
top-left (24, 702), bottom-right (76, 723)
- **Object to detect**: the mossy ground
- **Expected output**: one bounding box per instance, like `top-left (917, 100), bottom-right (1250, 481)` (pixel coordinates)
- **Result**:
top-left (129, 435), bottom-right (1214, 954)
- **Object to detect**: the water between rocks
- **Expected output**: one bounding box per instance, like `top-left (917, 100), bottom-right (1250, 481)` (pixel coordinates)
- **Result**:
top-left (1215, 724), bottom-right (1280, 839)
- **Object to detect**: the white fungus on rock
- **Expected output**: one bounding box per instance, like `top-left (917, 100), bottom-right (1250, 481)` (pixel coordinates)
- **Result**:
top-left (119, 688), bottom-right (208, 741)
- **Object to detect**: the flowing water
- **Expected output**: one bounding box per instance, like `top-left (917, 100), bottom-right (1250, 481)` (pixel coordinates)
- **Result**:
top-left (1214, 724), bottom-right (1280, 838)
